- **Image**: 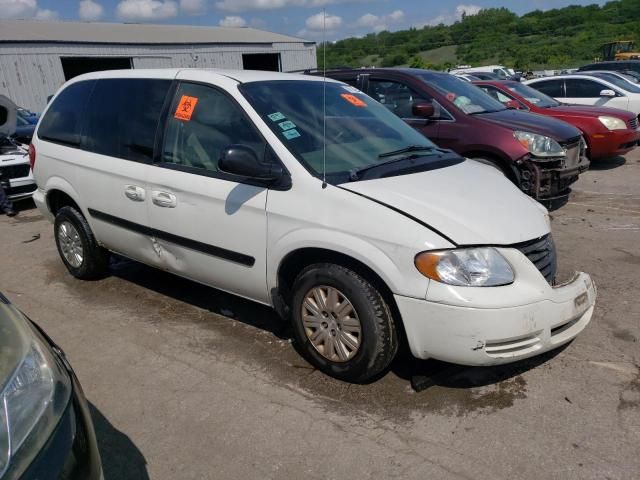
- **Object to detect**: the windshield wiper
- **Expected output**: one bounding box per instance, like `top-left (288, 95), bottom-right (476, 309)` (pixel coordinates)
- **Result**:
top-left (468, 109), bottom-right (505, 115)
top-left (378, 145), bottom-right (436, 158)
top-left (349, 148), bottom-right (438, 181)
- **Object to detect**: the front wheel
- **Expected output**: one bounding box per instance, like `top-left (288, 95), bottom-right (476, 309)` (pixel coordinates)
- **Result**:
top-left (290, 263), bottom-right (398, 383)
top-left (54, 206), bottom-right (110, 280)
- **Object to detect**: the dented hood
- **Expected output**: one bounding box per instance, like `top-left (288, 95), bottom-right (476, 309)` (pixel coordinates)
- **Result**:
top-left (0, 95), bottom-right (17, 137)
top-left (340, 160), bottom-right (549, 245)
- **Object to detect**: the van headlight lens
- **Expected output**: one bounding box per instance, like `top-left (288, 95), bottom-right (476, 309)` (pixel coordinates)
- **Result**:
top-left (514, 130), bottom-right (565, 157)
top-left (598, 116), bottom-right (627, 130)
top-left (0, 322), bottom-right (71, 478)
top-left (415, 248), bottom-right (515, 287)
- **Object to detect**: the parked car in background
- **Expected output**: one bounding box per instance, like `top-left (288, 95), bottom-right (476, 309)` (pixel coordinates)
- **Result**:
top-left (526, 74), bottom-right (640, 116)
top-left (475, 80), bottom-right (639, 160)
top-left (14, 112), bottom-right (36, 144)
top-left (450, 65), bottom-right (520, 81)
top-left (17, 107), bottom-right (39, 124)
top-left (453, 73), bottom-right (482, 82)
top-left (0, 95), bottom-right (36, 202)
top-left (578, 60), bottom-right (640, 76)
top-left (0, 292), bottom-right (102, 479)
top-left (32, 69), bottom-right (596, 382)
top-left (319, 68), bottom-right (589, 203)
top-left (577, 71), bottom-right (640, 89)
top-left (464, 71), bottom-right (502, 81)
top-left (588, 70), bottom-right (640, 84)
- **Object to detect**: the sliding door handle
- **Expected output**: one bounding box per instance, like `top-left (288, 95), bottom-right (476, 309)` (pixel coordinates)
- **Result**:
top-left (124, 185), bottom-right (145, 202)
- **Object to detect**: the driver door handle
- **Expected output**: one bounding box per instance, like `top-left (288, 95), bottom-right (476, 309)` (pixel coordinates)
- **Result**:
top-left (152, 190), bottom-right (177, 208)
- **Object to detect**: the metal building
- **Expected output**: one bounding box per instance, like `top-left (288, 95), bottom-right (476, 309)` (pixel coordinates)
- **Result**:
top-left (0, 19), bottom-right (316, 111)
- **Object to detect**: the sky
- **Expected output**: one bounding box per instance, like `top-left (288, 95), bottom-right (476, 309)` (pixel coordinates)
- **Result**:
top-left (0, 0), bottom-right (608, 41)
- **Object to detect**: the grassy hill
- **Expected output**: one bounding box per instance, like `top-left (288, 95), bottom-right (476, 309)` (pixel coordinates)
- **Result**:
top-left (319, 0), bottom-right (640, 70)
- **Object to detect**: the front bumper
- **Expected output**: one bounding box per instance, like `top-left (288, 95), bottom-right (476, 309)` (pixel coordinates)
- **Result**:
top-left (397, 248), bottom-right (596, 366)
top-left (588, 129), bottom-right (640, 160)
top-left (517, 138), bottom-right (589, 200)
top-left (1, 174), bottom-right (36, 202)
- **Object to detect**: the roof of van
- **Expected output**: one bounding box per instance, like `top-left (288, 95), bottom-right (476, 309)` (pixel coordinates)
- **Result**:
top-left (0, 19), bottom-right (309, 45)
top-left (70, 68), bottom-right (340, 84)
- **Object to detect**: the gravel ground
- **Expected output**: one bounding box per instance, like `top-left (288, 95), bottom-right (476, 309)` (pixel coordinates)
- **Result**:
top-left (1, 151), bottom-right (638, 480)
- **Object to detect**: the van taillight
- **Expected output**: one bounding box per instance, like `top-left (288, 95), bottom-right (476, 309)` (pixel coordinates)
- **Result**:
top-left (28, 143), bottom-right (36, 170)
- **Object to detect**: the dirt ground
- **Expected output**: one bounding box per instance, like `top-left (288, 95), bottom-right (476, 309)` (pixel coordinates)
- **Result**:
top-left (1, 150), bottom-right (639, 480)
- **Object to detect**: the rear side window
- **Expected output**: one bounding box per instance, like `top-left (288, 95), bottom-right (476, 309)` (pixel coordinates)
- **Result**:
top-left (565, 79), bottom-right (606, 98)
top-left (38, 80), bottom-right (95, 146)
top-left (532, 79), bottom-right (565, 97)
top-left (84, 78), bottom-right (171, 162)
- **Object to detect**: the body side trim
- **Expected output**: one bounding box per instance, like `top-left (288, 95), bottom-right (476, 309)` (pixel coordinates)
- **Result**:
top-left (87, 208), bottom-right (255, 267)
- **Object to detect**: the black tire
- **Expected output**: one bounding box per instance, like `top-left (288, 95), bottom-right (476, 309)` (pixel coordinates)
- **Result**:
top-left (54, 206), bottom-right (110, 280)
top-left (290, 263), bottom-right (398, 383)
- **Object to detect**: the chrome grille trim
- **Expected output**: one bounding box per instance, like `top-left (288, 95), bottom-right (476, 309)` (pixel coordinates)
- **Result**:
top-left (513, 234), bottom-right (557, 284)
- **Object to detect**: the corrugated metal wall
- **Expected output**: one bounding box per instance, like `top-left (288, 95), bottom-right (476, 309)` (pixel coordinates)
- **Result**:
top-left (0, 42), bottom-right (317, 111)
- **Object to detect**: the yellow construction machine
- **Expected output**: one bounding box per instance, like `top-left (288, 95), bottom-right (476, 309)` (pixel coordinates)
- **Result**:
top-left (601, 41), bottom-right (640, 61)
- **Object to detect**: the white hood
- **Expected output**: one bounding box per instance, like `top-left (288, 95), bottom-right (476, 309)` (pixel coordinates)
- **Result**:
top-left (340, 160), bottom-right (549, 245)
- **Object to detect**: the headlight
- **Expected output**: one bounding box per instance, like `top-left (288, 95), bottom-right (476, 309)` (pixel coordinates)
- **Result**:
top-left (0, 306), bottom-right (71, 479)
top-left (415, 247), bottom-right (515, 287)
top-left (514, 130), bottom-right (565, 157)
top-left (598, 116), bottom-right (627, 130)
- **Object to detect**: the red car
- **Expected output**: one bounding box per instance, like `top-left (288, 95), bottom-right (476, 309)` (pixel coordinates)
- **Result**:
top-left (474, 80), bottom-right (640, 160)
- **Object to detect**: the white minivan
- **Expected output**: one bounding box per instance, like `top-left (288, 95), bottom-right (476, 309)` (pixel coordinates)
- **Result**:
top-left (31, 69), bottom-right (596, 382)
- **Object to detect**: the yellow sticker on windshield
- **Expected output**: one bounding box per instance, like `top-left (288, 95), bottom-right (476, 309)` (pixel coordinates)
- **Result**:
top-left (341, 93), bottom-right (367, 107)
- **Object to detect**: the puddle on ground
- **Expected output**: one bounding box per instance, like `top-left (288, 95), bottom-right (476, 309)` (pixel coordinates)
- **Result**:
top-left (43, 256), bottom-right (541, 420)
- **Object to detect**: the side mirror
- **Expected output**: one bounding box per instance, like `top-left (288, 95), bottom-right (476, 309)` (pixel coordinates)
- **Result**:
top-left (219, 145), bottom-right (282, 182)
top-left (505, 100), bottom-right (522, 110)
top-left (412, 102), bottom-right (435, 118)
top-left (599, 89), bottom-right (616, 97)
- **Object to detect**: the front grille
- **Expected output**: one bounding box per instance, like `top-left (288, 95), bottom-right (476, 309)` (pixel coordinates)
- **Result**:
top-left (0, 164), bottom-right (30, 180)
top-left (514, 234), bottom-right (557, 284)
top-left (629, 117), bottom-right (639, 130)
top-left (562, 135), bottom-right (583, 147)
top-left (559, 136), bottom-right (586, 169)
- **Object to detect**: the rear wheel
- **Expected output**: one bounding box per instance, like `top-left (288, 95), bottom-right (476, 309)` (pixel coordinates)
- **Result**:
top-left (290, 263), bottom-right (398, 383)
top-left (54, 206), bottom-right (110, 279)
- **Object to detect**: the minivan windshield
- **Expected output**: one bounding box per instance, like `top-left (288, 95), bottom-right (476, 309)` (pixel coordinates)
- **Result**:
top-left (507, 83), bottom-right (560, 108)
top-left (240, 80), bottom-right (453, 181)
top-left (417, 72), bottom-right (507, 115)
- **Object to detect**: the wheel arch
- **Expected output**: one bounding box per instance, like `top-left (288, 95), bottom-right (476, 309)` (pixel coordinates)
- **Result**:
top-left (44, 178), bottom-right (83, 216)
top-left (272, 246), bottom-right (406, 338)
top-left (463, 151), bottom-right (519, 183)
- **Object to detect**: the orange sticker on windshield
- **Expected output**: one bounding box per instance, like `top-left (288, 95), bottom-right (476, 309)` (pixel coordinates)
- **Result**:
top-left (341, 93), bottom-right (367, 107)
top-left (174, 95), bottom-right (199, 121)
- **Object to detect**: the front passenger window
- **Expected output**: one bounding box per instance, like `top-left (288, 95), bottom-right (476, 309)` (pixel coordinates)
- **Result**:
top-left (162, 83), bottom-right (266, 174)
